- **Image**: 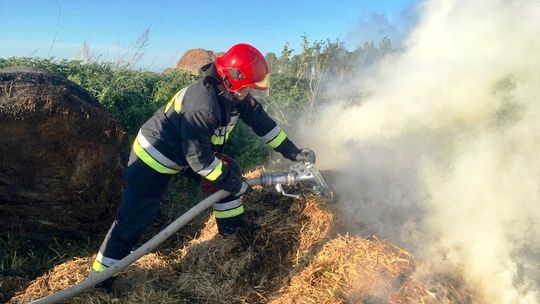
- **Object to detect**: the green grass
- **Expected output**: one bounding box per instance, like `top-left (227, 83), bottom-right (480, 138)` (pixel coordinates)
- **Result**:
top-left (0, 234), bottom-right (95, 279)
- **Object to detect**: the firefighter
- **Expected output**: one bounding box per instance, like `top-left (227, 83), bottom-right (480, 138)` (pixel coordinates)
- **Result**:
top-left (91, 43), bottom-right (315, 286)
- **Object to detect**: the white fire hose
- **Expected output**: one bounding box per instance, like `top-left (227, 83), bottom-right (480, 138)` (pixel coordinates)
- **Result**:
top-left (29, 162), bottom-right (332, 304)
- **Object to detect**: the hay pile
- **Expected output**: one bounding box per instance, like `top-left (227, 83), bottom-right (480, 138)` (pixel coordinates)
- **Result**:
top-left (0, 69), bottom-right (127, 239)
top-left (174, 48), bottom-right (217, 75)
top-left (270, 236), bottom-right (430, 304)
top-left (8, 179), bottom-right (455, 303)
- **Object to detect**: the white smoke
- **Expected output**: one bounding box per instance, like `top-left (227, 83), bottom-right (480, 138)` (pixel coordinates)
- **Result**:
top-left (299, 0), bottom-right (540, 302)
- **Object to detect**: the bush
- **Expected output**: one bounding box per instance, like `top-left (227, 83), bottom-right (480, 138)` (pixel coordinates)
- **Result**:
top-left (266, 73), bottom-right (310, 128)
top-left (226, 122), bottom-right (271, 170)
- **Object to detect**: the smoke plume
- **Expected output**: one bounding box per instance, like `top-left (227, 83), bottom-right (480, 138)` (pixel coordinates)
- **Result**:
top-left (299, 0), bottom-right (540, 302)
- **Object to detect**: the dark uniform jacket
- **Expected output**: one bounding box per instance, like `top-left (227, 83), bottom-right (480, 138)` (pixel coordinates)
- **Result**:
top-left (132, 63), bottom-right (299, 193)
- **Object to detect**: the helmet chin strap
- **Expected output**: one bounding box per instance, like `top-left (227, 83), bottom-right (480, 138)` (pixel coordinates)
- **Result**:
top-left (217, 82), bottom-right (239, 104)
top-left (217, 76), bottom-right (230, 95)
top-left (217, 77), bottom-right (246, 103)
top-left (221, 76), bottom-right (233, 91)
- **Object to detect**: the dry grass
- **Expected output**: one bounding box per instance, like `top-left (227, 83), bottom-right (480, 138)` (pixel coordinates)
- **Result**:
top-left (270, 235), bottom-right (431, 304)
top-left (8, 170), bottom-right (471, 303)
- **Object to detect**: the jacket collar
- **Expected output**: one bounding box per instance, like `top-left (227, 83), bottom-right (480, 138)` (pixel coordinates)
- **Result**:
top-left (201, 63), bottom-right (222, 86)
top-left (202, 63), bottom-right (240, 108)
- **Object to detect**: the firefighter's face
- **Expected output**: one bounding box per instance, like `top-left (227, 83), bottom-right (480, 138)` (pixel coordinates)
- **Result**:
top-left (233, 87), bottom-right (250, 101)
top-left (233, 87), bottom-right (269, 101)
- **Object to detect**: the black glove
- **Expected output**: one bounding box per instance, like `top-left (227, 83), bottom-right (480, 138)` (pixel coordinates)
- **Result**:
top-left (95, 277), bottom-right (116, 292)
top-left (294, 148), bottom-right (316, 163)
top-left (210, 155), bottom-right (250, 196)
top-left (234, 180), bottom-right (249, 197)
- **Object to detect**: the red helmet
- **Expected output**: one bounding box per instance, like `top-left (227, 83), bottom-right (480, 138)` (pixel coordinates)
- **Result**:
top-left (215, 43), bottom-right (270, 94)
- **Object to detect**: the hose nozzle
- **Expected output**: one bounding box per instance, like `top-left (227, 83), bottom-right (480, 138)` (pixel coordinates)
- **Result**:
top-left (291, 162), bottom-right (334, 200)
top-left (250, 163), bottom-right (333, 200)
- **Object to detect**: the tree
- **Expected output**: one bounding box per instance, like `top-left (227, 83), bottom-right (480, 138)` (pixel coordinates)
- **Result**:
top-left (265, 52), bottom-right (279, 74)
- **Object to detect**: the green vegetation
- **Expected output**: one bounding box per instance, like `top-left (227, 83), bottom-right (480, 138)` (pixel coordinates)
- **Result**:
top-left (0, 35), bottom-right (395, 139)
top-left (0, 234), bottom-right (94, 278)
top-left (0, 57), bottom-right (195, 135)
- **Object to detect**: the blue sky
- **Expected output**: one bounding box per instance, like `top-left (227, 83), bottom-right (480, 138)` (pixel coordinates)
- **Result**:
top-left (0, 0), bottom-right (419, 71)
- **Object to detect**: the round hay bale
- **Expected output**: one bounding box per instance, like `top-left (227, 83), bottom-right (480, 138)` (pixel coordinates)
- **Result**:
top-left (0, 68), bottom-right (127, 239)
top-left (175, 48), bottom-right (217, 75)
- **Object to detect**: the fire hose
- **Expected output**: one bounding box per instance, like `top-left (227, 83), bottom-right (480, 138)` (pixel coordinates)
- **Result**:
top-left (29, 162), bottom-right (332, 304)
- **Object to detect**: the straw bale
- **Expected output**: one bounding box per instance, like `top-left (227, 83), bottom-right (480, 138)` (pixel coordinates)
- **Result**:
top-left (0, 69), bottom-right (127, 239)
top-left (175, 49), bottom-right (216, 75)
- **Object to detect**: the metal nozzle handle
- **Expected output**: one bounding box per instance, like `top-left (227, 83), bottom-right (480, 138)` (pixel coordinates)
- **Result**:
top-left (248, 172), bottom-right (298, 187)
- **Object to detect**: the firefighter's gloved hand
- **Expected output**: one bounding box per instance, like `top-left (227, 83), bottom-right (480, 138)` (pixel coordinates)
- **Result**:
top-left (206, 154), bottom-right (247, 195)
top-left (294, 148), bottom-right (316, 163)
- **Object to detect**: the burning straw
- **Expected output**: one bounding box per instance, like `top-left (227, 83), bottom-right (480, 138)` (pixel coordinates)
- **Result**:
top-left (8, 171), bottom-right (467, 303)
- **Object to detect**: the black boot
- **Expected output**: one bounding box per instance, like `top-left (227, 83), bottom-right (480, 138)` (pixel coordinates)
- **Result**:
top-left (95, 276), bottom-right (116, 292)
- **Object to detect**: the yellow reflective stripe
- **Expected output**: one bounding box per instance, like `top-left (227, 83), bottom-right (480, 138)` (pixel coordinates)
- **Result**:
top-left (164, 97), bottom-right (174, 113)
top-left (211, 135), bottom-right (225, 145)
top-left (92, 259), bottom-right (108, 272)
top-left (225, 124), bottom-right (235, 140)
top-left (174, 95), bottom-right (182, 113)
top-left (214, 205), bottom-right (244, 219)
top-left (268, 130), bottom-right (287, 148)
top-left (262, 126), bottom-right (281, 142)
top-left (133, 138), bottom-right (179, 174)
top-left (164, 89), bottom-right (184, 113)
top-left (205, 161), bottom-right (223, 181)
top-left (164, 90), bottom-right (180, 113)
top-left (211, 125), bottom-right (236, 145)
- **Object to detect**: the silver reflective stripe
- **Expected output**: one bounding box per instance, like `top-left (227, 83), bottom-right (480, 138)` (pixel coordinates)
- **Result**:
top-left (97, 251), bottom-right (120, 268)
top-left (164, 87), bottom-right (188, 114)
top-left (177, 87), bottom-right (187, 102)
top-left (197, 157), bottom-right (220, 176)
top-left (262, 125), bottom-right (281, 143)
top-left (214, 116), bottom-right (239, 136)
top-left (136, 131), bottom-right (183, 170)
top-left (214, 126), bottom-right (227, 136)
top-left (213, 198), bottom-right (242, 211)
top-left (229, 115), bottom-right (239, 126)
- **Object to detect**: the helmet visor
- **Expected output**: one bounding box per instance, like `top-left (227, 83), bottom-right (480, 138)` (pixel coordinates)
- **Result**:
top-left (253, 73), bottom-right (270, 90)
top-left (248, 87), bottom-right (269, 98)
top-left (248, 73), bottom-right (269, 98)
